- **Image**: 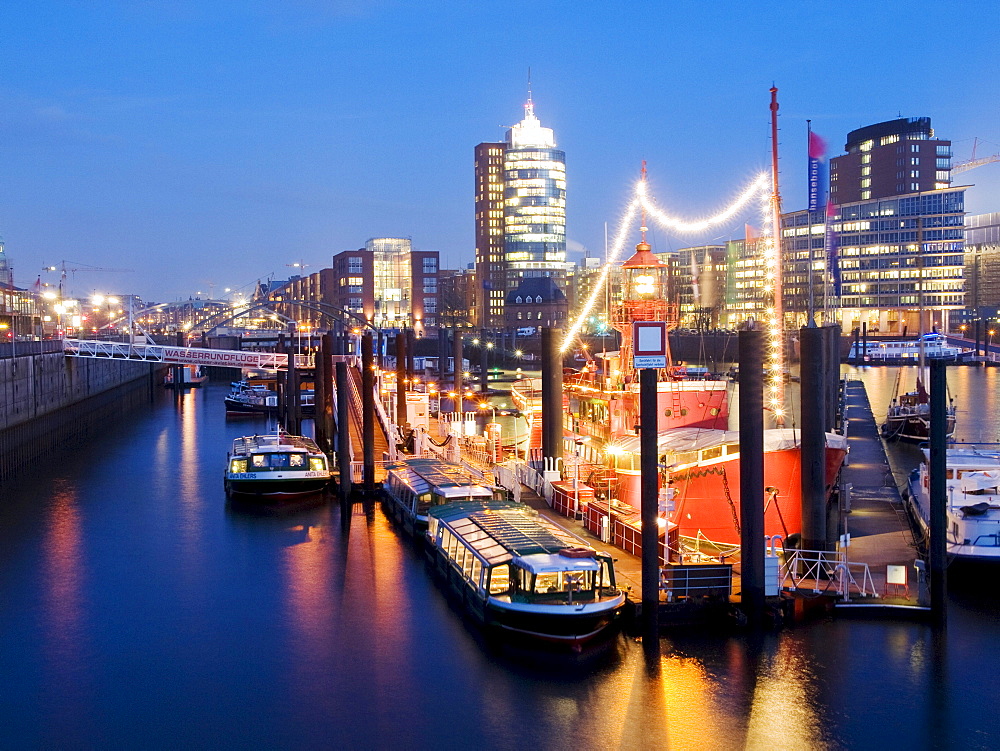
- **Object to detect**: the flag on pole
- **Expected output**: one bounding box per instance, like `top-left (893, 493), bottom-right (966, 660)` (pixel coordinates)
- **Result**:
top-left (808, 131), bottom-right (828, 212)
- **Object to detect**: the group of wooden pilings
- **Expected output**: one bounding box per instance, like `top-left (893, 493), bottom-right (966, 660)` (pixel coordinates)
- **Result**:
top-left (276, 330), bottom-right (378, 503)
top-left (535, 324), bottom-right (853, 637)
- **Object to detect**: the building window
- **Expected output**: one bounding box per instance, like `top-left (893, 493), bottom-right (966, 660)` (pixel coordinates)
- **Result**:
top-left (348, 258), bottom-right (363, 273)
top-left (911, 145), bottom-right (920, 153)
top-left (911, 157), bottom-right (920, 166)
top-left (422, 258), bottom-right (437, 274)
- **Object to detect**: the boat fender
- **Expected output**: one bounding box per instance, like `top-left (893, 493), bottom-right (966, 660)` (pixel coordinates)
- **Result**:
top-left (560, 547), bottom-right (596, 558)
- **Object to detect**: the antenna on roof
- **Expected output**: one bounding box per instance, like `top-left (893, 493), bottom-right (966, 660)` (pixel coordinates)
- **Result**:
top-left (526, 67), bottom-right (534, 117)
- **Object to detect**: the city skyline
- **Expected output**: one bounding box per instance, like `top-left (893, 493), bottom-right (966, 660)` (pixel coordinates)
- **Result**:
top-left (1, 1), bottom-right (997, 302)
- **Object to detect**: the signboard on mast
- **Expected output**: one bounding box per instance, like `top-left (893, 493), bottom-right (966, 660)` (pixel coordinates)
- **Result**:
top-left (633, 321), bottom-right (667, 369)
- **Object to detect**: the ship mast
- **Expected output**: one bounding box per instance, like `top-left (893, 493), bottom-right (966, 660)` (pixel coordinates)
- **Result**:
top-left (768, 86), bottom-right (786, 426)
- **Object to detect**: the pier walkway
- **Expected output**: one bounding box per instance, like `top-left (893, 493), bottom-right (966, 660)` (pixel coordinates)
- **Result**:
top-left (838, 379), bottom-right (920, 604)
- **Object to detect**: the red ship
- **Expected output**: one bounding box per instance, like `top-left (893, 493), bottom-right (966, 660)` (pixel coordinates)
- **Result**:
top-left (516, 205), bottom-right (847, 552)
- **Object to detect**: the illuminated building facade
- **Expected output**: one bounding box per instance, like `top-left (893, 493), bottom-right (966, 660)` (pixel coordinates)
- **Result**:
top-left (963, 213), bottom-right (1000, 327)
top-left (781, 189), bottom-right (966, 335)
top-left (475, 92), bottom-right (569, 332)
top-left (831, 117), bottom-right (952, 204)
top-left (330, 238), bottom-right (439, 335)
top-left (673, 245), bottom-right (727, 329)
top-left (474, 142), bottom-right (506, 330)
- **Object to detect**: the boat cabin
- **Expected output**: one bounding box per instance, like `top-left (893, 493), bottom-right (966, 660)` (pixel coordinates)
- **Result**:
top-left (428, 501), bottom-right (617, 604)
top-left (229, 434), bottom-right (327, 475)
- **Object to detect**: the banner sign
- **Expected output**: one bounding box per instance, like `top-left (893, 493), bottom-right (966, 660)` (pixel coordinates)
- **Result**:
top-left (161, 347), bottom-right (288, 368)
top-left (808, 131), bottom-right (828, 212)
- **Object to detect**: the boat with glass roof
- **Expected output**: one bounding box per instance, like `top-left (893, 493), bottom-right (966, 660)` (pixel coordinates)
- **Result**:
top-left (426, 500), bottom-right (625, 649)
top-left (382, 457), bottom-right (505, 535)
top-left (224, 431), bottom-right (330, 499)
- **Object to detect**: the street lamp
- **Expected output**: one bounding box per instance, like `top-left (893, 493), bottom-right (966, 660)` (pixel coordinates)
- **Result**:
top-left (989, 329), bottom-right (996, 361)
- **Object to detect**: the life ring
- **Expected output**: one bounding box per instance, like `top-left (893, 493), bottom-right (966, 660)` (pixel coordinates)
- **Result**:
top-left (560, 546), bottom-right (596, 559)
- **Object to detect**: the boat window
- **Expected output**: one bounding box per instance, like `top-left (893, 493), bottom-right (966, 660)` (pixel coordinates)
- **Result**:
top-left (488, 565), bottom-right (510, 594)
top-left (415, 492), bottom-right (433, 515)
top-left (289, 454), bottom-right (306, 468)
top-left (599, 558), bottom-right (615, 588)
top-left (701, 447), bottom-right (723, 461)
top-left (533, 571), bottom-right (594, 594)
top-left (468, 557), bottom-right (481, 583)
top-left (947, 469), bottom-right (955, 480)
top-left (455, 545), bottom-right (468, 571)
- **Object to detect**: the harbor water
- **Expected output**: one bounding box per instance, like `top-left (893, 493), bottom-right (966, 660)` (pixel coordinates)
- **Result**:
top-left (1, 370), bottom-right (999, 748)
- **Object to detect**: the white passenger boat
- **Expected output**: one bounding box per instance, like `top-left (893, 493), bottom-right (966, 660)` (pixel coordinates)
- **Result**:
top-left (426, 500), bottom-right (625, 649)
top-left (907, 445), bottom-right (1000, 563)
top-left (224, 432), bottom-right (330, 499)
top-left (382, 457), bottom-right (504, 535)
top-left (849, 332), bottom-right (966, 362)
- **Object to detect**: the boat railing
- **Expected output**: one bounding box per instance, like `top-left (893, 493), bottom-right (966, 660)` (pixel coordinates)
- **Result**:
top-left (779, 548), bottom-right (878, 601)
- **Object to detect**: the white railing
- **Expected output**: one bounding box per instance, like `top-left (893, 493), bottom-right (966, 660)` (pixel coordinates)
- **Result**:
top-left (516, 461), bottom-right (554, 504)
top-left (63, 339), bottom-right (306, 369)
top-left (493, 464), bottom-right (522, 503)
top-left (779, 547), bottom-right (878, 601)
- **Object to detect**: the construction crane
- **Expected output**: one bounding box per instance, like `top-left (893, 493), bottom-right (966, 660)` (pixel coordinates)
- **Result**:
top-left (952, 137), bottom-right (1000, 175)
top-left (41, 261), bottom-right (134, 297)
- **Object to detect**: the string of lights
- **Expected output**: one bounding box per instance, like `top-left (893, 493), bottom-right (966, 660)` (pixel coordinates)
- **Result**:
top-left (560, 173), bottom-right (771, 354)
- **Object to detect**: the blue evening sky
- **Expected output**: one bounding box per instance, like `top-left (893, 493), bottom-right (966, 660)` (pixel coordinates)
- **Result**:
top-left (2, 1), bottom-right (997, 302)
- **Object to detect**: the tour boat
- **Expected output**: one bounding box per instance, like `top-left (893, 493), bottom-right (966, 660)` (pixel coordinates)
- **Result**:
top-left (426, 499), bottom-right (625, 648)
top-left (907, 445), bottom-right (1000, 563)
top-left (382, 456), bottom-right (504, 535)
top-left (849, 332), bottom-right (967, 363)
top-left (163, 364), bottom-right (208, 388)
top-left (224, 432), bottom-right (330, 499)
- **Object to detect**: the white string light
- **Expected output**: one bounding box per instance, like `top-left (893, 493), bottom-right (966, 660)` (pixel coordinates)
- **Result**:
top-left (560, 201), bottom-right (639, 352)
top-left (636, 173), bottom-right (770, 233)
top-left (560, 174), bottom-right (770, 354)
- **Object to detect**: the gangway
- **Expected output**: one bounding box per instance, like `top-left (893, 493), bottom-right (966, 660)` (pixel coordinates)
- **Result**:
top-left (63, 339), bottom-right (311, 369)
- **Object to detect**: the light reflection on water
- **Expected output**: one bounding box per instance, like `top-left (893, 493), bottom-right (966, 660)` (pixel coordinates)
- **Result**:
top-left (0, 379), bottom-right (998, 747)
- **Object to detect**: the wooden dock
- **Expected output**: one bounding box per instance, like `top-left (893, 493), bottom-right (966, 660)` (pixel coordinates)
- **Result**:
top-left (836, 379), bottom-right (922, 606)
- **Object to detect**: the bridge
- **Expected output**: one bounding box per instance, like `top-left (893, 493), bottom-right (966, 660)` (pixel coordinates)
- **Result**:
top-left (62, 338), bottom-right (392, 471)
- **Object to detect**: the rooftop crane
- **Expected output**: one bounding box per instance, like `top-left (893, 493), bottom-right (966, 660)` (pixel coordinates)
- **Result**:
top-left (952, 137), bottom-right (1000, 175)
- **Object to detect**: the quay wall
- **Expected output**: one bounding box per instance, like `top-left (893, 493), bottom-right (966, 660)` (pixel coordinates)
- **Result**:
top-left (0, 352), bottom-right (160, 484)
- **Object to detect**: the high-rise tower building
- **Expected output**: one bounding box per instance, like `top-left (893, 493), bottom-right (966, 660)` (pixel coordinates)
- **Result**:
top-left (475, 92), bottom-right (569, 331)
top-left (830, 117), bottom-right (952, 204)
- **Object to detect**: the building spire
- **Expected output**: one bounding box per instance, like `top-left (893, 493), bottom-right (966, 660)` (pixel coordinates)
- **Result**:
top-left (526, 67), bottom-right (534, 118)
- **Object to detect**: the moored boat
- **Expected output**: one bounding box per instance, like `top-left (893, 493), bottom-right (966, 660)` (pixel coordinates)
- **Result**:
top-left (907, 445), bottom-right (1000, 563)
top-left (426, 500), bottom-right (625, 648)
top-left (224, 432), bottom-right (330, 499)
top-left (849, 332), bottom-right (967, 363)
top-left (882, 385), bottom-right (957, 442)
top-left (164, 364), bottom-right (208, 388)
top-left (382, 456), bottom-right (504, 535)
top-left (604, 428), bottom-right (848, 548)
top-left (224, 379), bottom-right (316, 415)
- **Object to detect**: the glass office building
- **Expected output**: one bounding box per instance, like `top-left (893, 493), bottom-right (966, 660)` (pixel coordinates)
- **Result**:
top-left (503, 99), bottom-right (569, 292)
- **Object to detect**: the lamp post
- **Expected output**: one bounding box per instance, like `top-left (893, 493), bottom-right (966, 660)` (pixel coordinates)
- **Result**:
top-left (990, 329), bottom-right (996, 362)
